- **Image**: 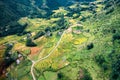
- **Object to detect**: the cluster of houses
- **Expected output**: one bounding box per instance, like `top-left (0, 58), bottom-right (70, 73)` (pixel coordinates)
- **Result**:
top-left (16, 51), bottom-right (23, 65)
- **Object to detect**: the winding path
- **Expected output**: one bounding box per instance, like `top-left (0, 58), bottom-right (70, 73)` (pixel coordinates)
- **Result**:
top-left (31, 31), bottom-right (66, 80)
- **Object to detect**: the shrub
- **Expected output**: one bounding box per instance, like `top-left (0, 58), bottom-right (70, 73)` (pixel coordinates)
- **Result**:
top-left (87, 43), bottom-right (94, 50)
top-left (26, 38), bottom-right (37, 47)
top-left (95, 55), bottom-right (105, 65)
top-left (51, 26), bottom-right (58, 31)
top-left (111, 54), bottom-right (120, 80)
top-left (77, 68), bottom-right (92, 80)
top-left (57, 72), bottom-right (64, 79)
top-left (45, 27), bottom-right (51, 32)
top-left (112, 33), bottom-right (120, 41)
top-left (105, 7), bottom-right (114, 15)
top-left (57, 72), bottom-right (69, 80)
top-left (95, 55), bottom-right (109, 71)
top-left (34, 31), bottom-right (45, 40)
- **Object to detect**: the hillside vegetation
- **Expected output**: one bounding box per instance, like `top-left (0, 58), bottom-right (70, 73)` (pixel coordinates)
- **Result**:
top-left (0, 0), bottom-right (120, 80)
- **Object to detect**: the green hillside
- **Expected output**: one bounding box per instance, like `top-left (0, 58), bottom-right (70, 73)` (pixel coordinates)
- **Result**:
top-left (0, 0), bottom-right (95, 37)
top-left (0, 0), bottom-right (120, 80)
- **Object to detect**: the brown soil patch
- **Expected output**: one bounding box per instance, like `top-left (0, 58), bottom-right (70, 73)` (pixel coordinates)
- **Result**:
top-left (66, 27), bottom-right (72, 33)
top-left (0, 45), bottom-right (5, 50)
top-left (29, 46), bottom-right (43, 60)
top-left (30, 46), bottom-right (43, 55)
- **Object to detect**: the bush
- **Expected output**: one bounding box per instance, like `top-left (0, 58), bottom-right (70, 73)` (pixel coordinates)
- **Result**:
top-left (87, 43), bottom-right (94, 50)
top-left (95, 55), bottom-right (109, 71)
top-left (26, 38), bottom-right (37, 47)
top-left (4, 43), bottom-right (14, 57)
top-left (34, 31), bottom-right (45, 40)
top-left (57, 72), bottom-right (69, 80)
top-left (57, 72), bottom-right (64, 79)
top-left (111, 54), bottom-right (120, 80)
top-left (112, 33), bottom-right (120, 41)
top-left (95, 55), bottom-right (105, 65)
top-left (51, 26), bottom-right (57, 31)
top-left (77, 68), bottom-right (92, 80)
top-left (105, 7), bottom-right (114, 15)
top-left (45, 27), bottom-right (51, 32)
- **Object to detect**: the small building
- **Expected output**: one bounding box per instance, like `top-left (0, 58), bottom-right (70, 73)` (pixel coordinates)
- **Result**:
top-left (27, 33), bottom-right (32, 38)
top-left (5, 57), bottom-right (10, 60)
top-left (16, 59), bottom-right (20, 65)
top-left (17, 51), bottom-right (23, 58)
top-left (18, 53), bottom-right (22, 58)
top-left (6, 43), bottom-right (14, 48)
top-left (8, 51), bottom-right (12, 55)
top-left (46, 31), bottom-right (52, 37)
top-left (57, 31), bottom-right (63, 36)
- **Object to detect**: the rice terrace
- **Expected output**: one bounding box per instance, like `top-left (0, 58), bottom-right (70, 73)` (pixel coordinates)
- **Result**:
top-left (0, 0), bottom-right (120, 80)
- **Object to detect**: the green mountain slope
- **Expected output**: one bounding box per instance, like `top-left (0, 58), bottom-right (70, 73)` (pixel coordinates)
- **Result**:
top-left (0, 0), bottom-right (95, 37)
top-left (0, 0), bottom-right (120, 80)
